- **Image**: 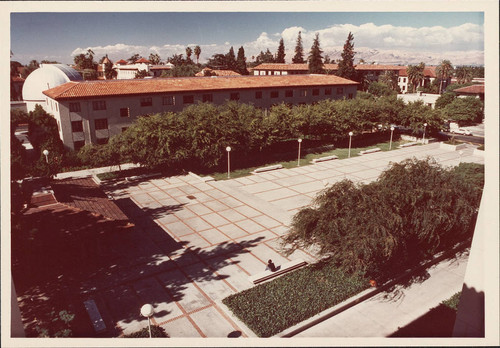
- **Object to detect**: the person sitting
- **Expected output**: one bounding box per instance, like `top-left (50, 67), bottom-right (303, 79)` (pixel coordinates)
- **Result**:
top-left (266, 259), bottom-right (277, 272)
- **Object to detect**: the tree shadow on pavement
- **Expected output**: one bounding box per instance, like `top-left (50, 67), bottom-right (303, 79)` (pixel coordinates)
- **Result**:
top-left (12, 189), bottom-right (265, 337)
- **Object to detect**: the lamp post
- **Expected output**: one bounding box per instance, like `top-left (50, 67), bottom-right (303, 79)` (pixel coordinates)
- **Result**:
top-left (226, 146), bottom-right (231, 179)
top-left (389, 126), bottom-right (395, 150)
top-left (297, 138), bottom-right (302, 166)
top-left (140, 304), bottom-right (155, 338)
top-left (348, 132), bottom-right (353, 158)
top-left (422, 123), bottom-right (428, 144)
top-left (42, 149), bottom-right (49, 163)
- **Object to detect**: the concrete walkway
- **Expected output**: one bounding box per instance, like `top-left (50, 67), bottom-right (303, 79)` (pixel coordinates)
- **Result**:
top-left (65, 142), bottom-right (482, 337)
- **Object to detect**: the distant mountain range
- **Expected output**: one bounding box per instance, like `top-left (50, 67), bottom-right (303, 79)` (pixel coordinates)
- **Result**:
top-left (323, 47), bottom-right (484, 66)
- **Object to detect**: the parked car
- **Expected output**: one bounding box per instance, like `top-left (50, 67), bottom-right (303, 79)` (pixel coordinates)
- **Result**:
top-left (451, 128), bottom-right (472, 136)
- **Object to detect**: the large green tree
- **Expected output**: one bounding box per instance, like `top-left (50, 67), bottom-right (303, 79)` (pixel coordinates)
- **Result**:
top-left (455, 66), bottom-right (474, 84)
top-left (185, 47), bottom-right (193, 64)
top-left (149, 53), bottom-right (161, 65)
top-left (292, 31), bottom-right (305, 64)
top-left (406, 62), bottom-right (425, 92)
top-left (236, 46), bottom-right (249, 75)
top-left (282, 158), bottom-right (483, 280)
top-left (194, 45), bottom-right (201, 64)
top-left (336, 32), bottom-right (357, 80)
top-left (308, 33), bottom-right (324, 74)
top-left (441, 97), bottom-right (484, 125)
top-left (276, 38), bottom-right (286, 63)
top-left (436, 60), bottom-right (454, 94)
top-left (226, 47), bottom-right (237, 71)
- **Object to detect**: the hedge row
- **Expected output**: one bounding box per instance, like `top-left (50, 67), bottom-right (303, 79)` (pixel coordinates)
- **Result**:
top-left (222, 259), bottom-right (369, 337)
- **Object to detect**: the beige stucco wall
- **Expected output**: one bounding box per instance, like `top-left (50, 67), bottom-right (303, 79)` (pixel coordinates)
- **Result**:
top-left (54, 84), bottom-right (357, 150)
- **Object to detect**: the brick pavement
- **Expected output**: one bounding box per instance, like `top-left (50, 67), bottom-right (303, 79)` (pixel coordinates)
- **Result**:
top-left (88, 142), bottom-right (483, 337)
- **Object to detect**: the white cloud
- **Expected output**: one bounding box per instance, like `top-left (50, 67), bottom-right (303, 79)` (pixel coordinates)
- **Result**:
top-left (70, 22), bottom-right (483, 66)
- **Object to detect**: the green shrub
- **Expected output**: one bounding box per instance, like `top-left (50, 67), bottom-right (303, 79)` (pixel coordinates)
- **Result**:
top-left (124, 325), bottom-right (168, 338)
top-left (222, 260), bottom-right (368, 337)
top-left (442, 292), bottom-right (461, 311)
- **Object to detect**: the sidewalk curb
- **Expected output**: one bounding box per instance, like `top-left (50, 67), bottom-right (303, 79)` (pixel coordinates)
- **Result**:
top-left (277, 240), bottom-right (471, 337)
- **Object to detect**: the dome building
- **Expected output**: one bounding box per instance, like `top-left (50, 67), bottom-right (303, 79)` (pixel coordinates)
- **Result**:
top-left (22, 64), bottom-right (82, 112)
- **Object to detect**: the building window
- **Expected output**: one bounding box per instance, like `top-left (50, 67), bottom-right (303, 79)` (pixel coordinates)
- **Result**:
top-left (120, 108), bottom-right (130, 118)
top-left (255, 91), bottom-right (263, 99)
top-left (270, 91), bottom-right (279, 98)
top-left (325, 88), bottom-right (332, 95)
top-left (402, 86), bottom-right (406, 91)
top-left (285, 90), bottom-right (293, 98)
top-left (403, 78), bottom-right (406, 83)
top-left (163, 96), bottom-right (175, 105)
top-left (348, 93), bottom-right (353, 99)
top-left (140, 97), bottom-right (152, 107)
top-left (300, 89), bottom-right (307, 97)
top-left (69, 102), bottom-right (81, 112)
top-left (92, 100), bottom-right (107, 110)
top-left (183, 95), bottom-right (194, 104)
top-left (71, 120), bottom-right (83, 133)
top-left (74, 140), bottom-right (85, 151)
top-left (94, 118), bottom-right (108, 130)
top-left (312, 89), bottom-right (320, 96)
top-left (96, 137), bottom-right (109, 145)
top-left (203, 94), bottom-right (213, 102)
top-left (230, 92), bottom-right (240, 101)
top-left (336, 87), bottom-right (344, 95)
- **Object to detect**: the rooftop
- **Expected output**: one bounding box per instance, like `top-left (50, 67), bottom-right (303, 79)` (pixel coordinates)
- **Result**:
top-left (43, 74), bottom-right (358, 100)
top-left (254, 63), bottom-right (403, 71)
top-left (453, 84), bottom-right (485, 94)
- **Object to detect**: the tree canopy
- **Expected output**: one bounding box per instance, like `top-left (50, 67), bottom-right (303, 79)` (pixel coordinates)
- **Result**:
top-left (276, 38), bottom-right (286, 63)
top-left (282, 158), bottom-right (483, 280)
top-left (308, 33), bottom-right (324, 74)
top-left (336, 32), bottom-right (357, 80)
top-left (292, 31), bottom-right (305, 64)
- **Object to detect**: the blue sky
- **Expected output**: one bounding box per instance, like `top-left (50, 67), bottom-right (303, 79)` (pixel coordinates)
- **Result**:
top-left (11, 12), bottom-right (484, 66)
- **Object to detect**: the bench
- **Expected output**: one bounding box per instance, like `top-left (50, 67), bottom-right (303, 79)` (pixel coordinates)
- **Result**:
top-left (312, 155), bottom-right (338, 163)
top-left (359, 147), bottom-right (381, 155)
top-left (251, 164), bottom-right (283, 174)
top-left (398, 142), bottom-right (418, 148)
top-left (125, 172), bottom-right (161, 182)
top-left (84, 299), bottom-right (107, 333)
top-left (249, 259), bottom-right (307, 285)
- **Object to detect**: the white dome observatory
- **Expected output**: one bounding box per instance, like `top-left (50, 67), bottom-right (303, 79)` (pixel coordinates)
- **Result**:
top-left (22, 64), bottom-right (82, 112)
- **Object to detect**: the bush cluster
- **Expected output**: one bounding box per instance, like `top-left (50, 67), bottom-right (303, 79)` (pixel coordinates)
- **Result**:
top-left (222, 261), bottom-right (368, 337)
top-left (123, 325), bottom-right (169, 338)
top-left (282, 159), bottom-right (484, 281)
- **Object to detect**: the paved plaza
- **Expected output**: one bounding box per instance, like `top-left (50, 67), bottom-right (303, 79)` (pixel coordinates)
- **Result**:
top-left (86, 142), bottom-right (483, 337)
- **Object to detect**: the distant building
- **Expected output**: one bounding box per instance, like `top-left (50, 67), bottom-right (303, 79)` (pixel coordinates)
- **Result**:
top-left (195, 68), bottom-right (241, 77)
top-left (453, 84), bottom-right (485, 101)
top-left (42, 74), bottom-right (358, 150)
top-left (22, 64), bottom-right (83, 112)
top-left (252, 63), bottom-right (402, 83)
top-left (398, 66), bottom-right (451, 94)
top-left (114, 58), bottom-right (174, 79)
top-left (397, 92), bottom-right (441, 108)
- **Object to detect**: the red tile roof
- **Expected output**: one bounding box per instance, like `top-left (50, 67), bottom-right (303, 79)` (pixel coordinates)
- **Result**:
top-left (453, 84), bottom-right (485, 94)
top-left (135, 58), bottom-right (150, 63)
top-left (115, 59), bottom-right (128, 65)
top-left (43, 74), bottom-right (359, 100)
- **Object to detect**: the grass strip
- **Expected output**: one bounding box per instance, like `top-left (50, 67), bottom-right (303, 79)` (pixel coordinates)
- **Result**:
top-left (222, 259), bottom-right (369, 337)
top-left (210, 140), bottom-right (410, 181)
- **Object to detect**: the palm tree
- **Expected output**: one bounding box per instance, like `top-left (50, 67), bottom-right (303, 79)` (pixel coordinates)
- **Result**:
top-left (436, 60), bottom-right (454, 94)
top-left (379, 71), bottom-right (398, 91)
top-left (194, 46), bottom-right (201, 64)
top-left (186, 47), bottom-right (193, 64)
top-left (407, 63), bottom-right (425, 93)
top-left (455, 66), bottom-right (473, 84)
